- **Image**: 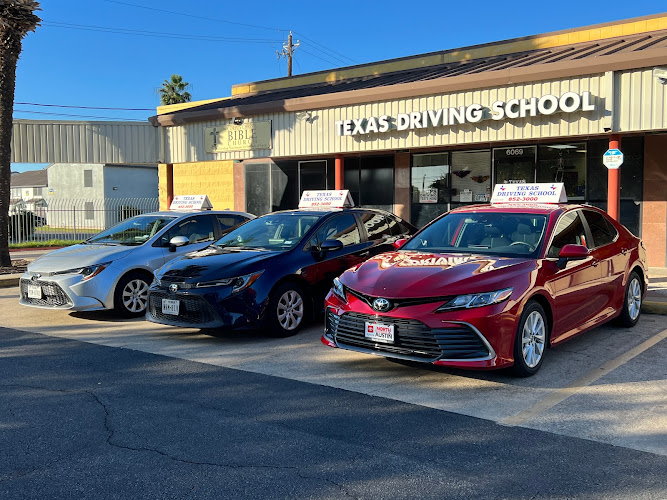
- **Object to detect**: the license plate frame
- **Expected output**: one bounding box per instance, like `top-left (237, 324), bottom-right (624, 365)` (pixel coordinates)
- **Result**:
top-left (162, 298), bottom-right (180, 315)
top-left (364, 321), bottom-right (395, 344)
top-left (27, 284), bottom-right (42, 299)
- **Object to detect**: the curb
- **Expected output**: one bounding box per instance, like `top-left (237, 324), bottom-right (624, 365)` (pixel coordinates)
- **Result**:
top-left (0, 276), bottom-right (20, 288)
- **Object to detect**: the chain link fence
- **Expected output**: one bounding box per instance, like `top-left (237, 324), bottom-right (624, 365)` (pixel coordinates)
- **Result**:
top-left (8, 198), bottom-right (159, 245)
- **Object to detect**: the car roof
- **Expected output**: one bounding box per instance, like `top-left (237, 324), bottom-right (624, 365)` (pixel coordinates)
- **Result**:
top-left (267, 207), bottom-right (396, 217)
top-left (449, 203), bottom-right (592, 215)
top-left (141, 210), bottom-right (255, 218)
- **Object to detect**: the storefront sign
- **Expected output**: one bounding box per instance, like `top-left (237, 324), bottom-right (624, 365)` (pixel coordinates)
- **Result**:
top-left (205, 121), bottom-right (272, 153)
top-left (459, 189), bottom-right (473, 202)
top-left (603, 149), bottom-right (624, 169)
top-left (169, 194), bottom-right (213, 211)
top-left (299, 190), bottom-right (354, 208)
top-left (335, 92), bottom-right (595, 136)
top-left (490, 183), bottom-right (567, 204)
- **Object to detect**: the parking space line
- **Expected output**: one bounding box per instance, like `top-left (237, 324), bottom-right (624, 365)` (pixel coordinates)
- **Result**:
top-left (501, 328), bottom-right (667, 427)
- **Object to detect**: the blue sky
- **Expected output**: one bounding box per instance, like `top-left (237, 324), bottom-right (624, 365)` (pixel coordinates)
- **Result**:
top-left (11, 0), bottom-right (666, 172)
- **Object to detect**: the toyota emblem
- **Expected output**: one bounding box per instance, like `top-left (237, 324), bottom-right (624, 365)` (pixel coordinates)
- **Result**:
top-left (372, 298), bottom-right (392, 312)
top-left (169, 284), bottom-right (178, 293)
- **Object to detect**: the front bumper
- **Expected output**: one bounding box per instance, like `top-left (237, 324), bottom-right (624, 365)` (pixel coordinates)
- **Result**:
top-left (322, 290), bottom-right (520, 369)
top-left (146, 284), bottom-right (265, 329)
top-left (19, 272), bottom-right (108, 311)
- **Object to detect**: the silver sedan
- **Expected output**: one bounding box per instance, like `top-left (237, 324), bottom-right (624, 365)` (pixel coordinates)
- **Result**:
top-left (19, 210), bottom-right (254, 316)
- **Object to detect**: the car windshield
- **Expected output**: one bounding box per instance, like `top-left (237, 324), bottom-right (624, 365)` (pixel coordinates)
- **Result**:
top-left (215, 213), bottom-right (322, 250)
top-left (402, 212), bottom-right (548, 257)
top-left (87, 215), bottom-right (176, 246)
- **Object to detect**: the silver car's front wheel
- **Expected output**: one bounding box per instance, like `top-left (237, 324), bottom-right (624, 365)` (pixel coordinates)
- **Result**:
top-left (114, 273), bottom-right (151, 317)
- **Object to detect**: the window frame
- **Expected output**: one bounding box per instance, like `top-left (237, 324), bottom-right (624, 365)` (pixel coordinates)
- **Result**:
top-left (580, 209), bottom-right (619, 250)
top-left (545, 209), bottom-right (588, 259)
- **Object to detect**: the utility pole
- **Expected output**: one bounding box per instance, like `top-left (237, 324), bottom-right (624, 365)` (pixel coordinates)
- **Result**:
top-left (277, 31), bottom-right (300, 77)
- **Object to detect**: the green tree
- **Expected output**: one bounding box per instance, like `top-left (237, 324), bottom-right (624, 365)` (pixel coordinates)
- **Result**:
top-left (0, 0), bottom-right (41, 266)
top-left (158, 74), bottom-right (192, 105)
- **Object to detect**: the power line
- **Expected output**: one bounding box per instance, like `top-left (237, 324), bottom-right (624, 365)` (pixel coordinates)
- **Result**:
top-left (294, 32), bottom-right (358, 65)
top-left (13, 109), bottom-right (146, 121)
top-left (15, 102), bottom-right (154, 111)
top-left (42, 21), bottom-right (283, 43)
top-left (299, 48), bottom-right (343, 68)
top-left (101, 0), bottom-right (287, 33)
top-left (100, 0), bottom-right (356, 68)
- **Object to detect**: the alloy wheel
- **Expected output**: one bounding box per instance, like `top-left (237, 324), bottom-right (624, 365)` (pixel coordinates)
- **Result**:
top-left (276, 290), bottom-right (304, 331)
top-left (628, 277), bottom-right (642, 321)
top-left (122, 279), bottom-right (149, 313)
top-left (521, 310), bottom-right (546, 368)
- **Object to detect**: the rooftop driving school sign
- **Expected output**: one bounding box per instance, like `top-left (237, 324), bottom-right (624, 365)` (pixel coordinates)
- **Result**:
top-left (299, 190), bottom-right (354, 208)
top-left (491, 183), bottom-right (567, 204)
top-left (169, 195), bottom-right (213, 211)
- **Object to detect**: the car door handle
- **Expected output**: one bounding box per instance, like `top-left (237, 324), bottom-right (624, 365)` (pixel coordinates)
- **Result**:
top-left (621, 248), bottom-right (629, 255)
top-left (359, 251), bottom-right (370, 257)
top-left (591, 259), bottom-right (599, 267)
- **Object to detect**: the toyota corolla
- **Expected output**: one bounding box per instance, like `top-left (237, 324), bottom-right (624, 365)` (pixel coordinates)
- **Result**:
top-left (322, 187), bottom-right (647, 376)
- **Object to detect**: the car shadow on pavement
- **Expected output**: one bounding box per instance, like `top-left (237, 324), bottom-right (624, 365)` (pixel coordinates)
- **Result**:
top-left (69, 311), bottom-right (148, 323)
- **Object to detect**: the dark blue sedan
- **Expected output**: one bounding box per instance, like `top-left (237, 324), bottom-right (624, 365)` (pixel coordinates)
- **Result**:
top-left (146, 207), bottom-right (415, 336)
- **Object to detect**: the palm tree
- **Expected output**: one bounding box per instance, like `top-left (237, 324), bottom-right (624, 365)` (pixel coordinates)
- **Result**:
top-left (158, 74), bottom-right (192, 105)
top-left (0, 1), bottom-right (41, 267)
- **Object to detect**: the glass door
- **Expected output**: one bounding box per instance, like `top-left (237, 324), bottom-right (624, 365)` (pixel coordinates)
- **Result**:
top-left (411, 153), bottom-right (450, 228)
top-left (493, 146), bottom-right (536, 186)
top-left (298, 160), bottom-right (328, 194)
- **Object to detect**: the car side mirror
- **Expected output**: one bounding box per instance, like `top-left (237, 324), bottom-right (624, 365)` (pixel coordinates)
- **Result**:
top-left (319, 239), bottom-right (344, 253)
top-left (557, 244), bottom-right (589, 269)
top-left (169, 235), bottom-right (189, 252)
top-left (393, 238), bottom-right (408, 250)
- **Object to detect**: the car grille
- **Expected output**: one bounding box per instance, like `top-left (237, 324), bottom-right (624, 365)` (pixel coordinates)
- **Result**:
top-left (20, 279), bottom-right (72, 307)
top-left (149, 291), bottom-right (216, 325)
top-left (346, 288), bottom-right (451, 310)
top-left (327, 310), bottom-right (490, 362)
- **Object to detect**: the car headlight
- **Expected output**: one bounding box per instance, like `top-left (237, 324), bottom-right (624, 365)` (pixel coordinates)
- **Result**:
top-left (195, 271), bottom-right (263, 293)
top-left (331, 277), bottom-right (347, 302)
top-left (53, 262), bottom-right (111, 281)
top-left (436, 287), bottom-right (513, 312)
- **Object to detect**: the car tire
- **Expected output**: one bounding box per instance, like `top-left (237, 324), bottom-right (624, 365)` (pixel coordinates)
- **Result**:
top-left (266, 282), bottom-right (307, 337)
top-left (114, 272), bottom-right (151, 318)
top-left (512, 301), bottom-right (548, 377)
top-left (616, 271), bottom-right (642, 328)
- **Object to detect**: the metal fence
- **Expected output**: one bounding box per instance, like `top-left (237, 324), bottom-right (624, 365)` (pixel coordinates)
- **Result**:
top-left (8, 197), bottom-right (159, 244)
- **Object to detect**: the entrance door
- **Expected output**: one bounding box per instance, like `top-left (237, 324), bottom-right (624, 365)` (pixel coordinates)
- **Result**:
top-left (493, 146), bottom-right (536, 185)
top-left (299, 160), bottom-right (328, 194)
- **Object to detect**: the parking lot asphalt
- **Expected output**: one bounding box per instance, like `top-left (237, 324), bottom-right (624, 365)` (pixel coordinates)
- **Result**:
top-left (2, 325), bottom-right (666, 499)
top-left (1, 286), bottom-right (666, 460)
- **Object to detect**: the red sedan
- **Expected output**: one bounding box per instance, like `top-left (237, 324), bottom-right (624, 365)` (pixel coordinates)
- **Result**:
top-left (321, 202), bottom-right (647, 376)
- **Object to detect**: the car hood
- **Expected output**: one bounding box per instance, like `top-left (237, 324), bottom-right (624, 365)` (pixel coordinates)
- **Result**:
top-left (28, 244), bottom-right (135, 273)
top-left (157, 247), bottom-right (282, 282)
top-left (340, 251), bottom-right (535, 298)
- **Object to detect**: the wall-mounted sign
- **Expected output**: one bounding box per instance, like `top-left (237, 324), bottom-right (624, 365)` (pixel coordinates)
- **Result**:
top-left (205, 121), bottom-right (272, 153)
top-left (335, 91), bottom-right (595, 137)
top-left (169, 194), bottom-right (213, 211)
top-left (299, 190), bottom-right (354, 208)
top-left (490, 183), bottom-right (567, 204)
top-left (603, 149), bottom-right (624, 169)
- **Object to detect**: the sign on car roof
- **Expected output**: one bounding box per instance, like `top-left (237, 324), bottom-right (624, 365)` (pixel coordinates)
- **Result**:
top-left (490, 183), bottom-right (567, 204)
top-left (169, 195), bottom-right (213, 211)
top-left (299, 190), bottom-right (355, 208)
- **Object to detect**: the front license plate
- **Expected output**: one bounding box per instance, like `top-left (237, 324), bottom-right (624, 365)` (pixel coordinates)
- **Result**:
top-left (27, 284), bottom-right (42, 299)
top-left (162, 298), bottom-right (180, 315)
top-left (364, 321), bottom-right (395, 344)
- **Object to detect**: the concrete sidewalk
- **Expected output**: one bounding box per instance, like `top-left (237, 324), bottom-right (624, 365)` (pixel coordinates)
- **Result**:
top-left (2, 249), bottom-right (667, 314)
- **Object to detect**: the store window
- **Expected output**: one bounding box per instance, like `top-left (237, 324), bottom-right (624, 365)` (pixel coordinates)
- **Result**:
top-left (493, 146), bottom-right (536, 185)
top-left (411, 153), bottom-right (449, 227)
top-left (451, 150), bottom-right (491, 208)
top-left (537, 143), bottom-right (586, 199)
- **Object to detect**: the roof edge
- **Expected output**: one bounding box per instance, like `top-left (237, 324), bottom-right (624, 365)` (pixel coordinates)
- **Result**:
top-left (230, 13), bottom-right (667, 96)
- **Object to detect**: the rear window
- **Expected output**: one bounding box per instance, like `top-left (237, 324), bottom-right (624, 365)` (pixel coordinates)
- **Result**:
top-left (583, 210), bottom-right (618, 248)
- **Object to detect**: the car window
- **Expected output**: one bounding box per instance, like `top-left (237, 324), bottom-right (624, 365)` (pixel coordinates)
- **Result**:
top-left (361, 213), bottom-right (391, 241)
top-left (310, 214), bottom-right (361, 248)
top-left (386, 214), bottom-right (413, 236)
top-left (582, 210), bottom-right (618, 248)
top-left (216, 214), bottom-right (249, 232)
top-left (547, 211), bottom-right (587, 258)
top-left (216, 213), bottom-right (321, 250)
top-left (88, 215), bottom-right (176, 246)
top-left (162, 216), bottom-right (215, 246)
